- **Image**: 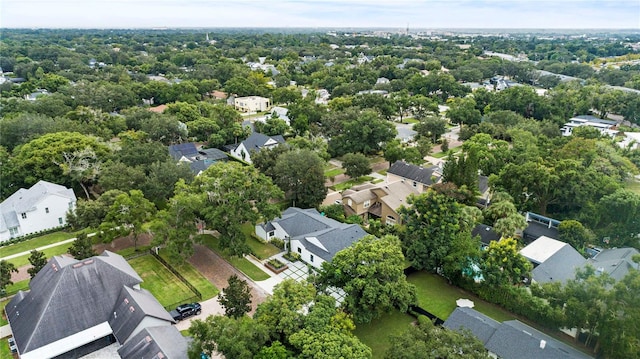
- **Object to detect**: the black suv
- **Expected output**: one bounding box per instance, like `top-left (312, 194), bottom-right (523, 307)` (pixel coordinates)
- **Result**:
top-left (169, 302), bottom-right (202, 321)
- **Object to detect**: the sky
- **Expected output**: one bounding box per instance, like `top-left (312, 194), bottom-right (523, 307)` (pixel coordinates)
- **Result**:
top-left (1, 0), bottom-right (639, 29)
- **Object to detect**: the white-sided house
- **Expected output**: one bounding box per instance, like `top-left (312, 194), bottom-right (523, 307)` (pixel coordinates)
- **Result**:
top-left (229, 132), bottom-right (285, 164)
top-left (256, 207), bottom-right (368, 269)
top-left (6, 251), bottom-right (181, 359)
top-left (0, 180), bottom-right (76, 242)
top-left (234, 96), bottom-right (271, 113)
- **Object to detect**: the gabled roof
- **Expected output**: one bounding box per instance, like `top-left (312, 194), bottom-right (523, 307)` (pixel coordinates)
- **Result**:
top-left (588, 247), bottom-right (640, 281)
top-left (198, 148), bottom-right (228, 161)
top-left (443, 307), bottom-right (500, 344)
top-left (377, 181), bottom-right (420, 212)
top-left (520, 236), bottom-right (568, 264)
top-left (109, 286), bottom-right (175, 343)
top-left (266, 207), bottom-right (367, 261)
top-left (6, 251), bottom-right (143, 355)
top-left (240, 132), bottom-right (285, 152)
top-left (471, 224), bottom-right (501, 246)
top-left (168, 143), bottom-right (198, 161)
top-left (118, 325), bottom-right (189, 359)
top-left (0, 181), bottom-right (75, 231)
top-left (387, 161), bottom-right (441, 185)
top-left (531, 245), bottom-right (586, 284)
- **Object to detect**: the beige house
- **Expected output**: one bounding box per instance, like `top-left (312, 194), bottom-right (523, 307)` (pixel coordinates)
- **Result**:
top-left (342, 181), bottom-right (421, 225)
top-left (234, 96), bottom-right (271, 112)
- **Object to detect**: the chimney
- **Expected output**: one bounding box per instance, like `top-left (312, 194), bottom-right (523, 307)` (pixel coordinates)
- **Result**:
top-left (540, 340), bottom-right (546, 349)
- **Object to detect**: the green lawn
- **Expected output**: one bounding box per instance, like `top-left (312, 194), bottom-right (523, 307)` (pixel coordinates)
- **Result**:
top-left (128, 255), bottom-right (196, 308)
top-left (626, 178), bottom-right (640, 194)
top-left (354, 310), bottom-right (414, 359)
top-left (0, 230), bottom-right (82, 259)
top-left (324, 168), bottom-right (345, 177)
top-left (401, 118), bottom-right (419, 124)
top-left (407, 271), bottom-right (517, 322)
top-left (333, 176), bottom-right (374, 191)
top-left (5, 243), bottom-right (75, 268)
top-left (158, 252), bottom-right (219, 300)
top-left (241, 223), bottom-right (281, 260)
top-left (0, 338), bottom-right (9, 358)
top-left (196, 234), bottom-right (270, 281)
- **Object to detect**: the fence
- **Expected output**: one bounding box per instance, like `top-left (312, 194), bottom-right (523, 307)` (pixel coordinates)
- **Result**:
top-left (149, 250), bottom-right (202, 301)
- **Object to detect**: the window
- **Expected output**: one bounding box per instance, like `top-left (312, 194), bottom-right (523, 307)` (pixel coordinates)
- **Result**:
top-left (363, 200), bottom-right (370, 208)
top-left (9, 227), bottom-right (19, 236)
top-left (45, 207), bottom-right (49, 213)
top-left (310, 254), bottom-right (314, 263)
top-left (386, 215), bottom-right (396, 225)
top-left (297, 247), bottom-right (302, 254)
top-left (347, 199), bottom-right (352, 206)
top-left (412, 181), bottom-right (417, 188)
top-left (58, 217), bottom-right (63, 225)
top-left (21, 213), bottom-right (27, 219)
top-left (268, 231), bottom-right (275, 238)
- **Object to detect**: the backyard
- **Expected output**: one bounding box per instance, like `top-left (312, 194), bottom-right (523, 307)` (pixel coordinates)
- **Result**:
top-left (196, 233), bottom-right (271, 281)
top-left (354, 310), bottom-right (414, 359)
top-left (0, 230), bottom-right (84, 258)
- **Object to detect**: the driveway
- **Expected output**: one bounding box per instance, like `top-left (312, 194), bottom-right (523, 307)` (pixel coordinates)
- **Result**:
top-left (174, 296), bottom-right (225, 331)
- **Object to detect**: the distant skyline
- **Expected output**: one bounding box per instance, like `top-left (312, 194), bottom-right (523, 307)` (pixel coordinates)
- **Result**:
top-left (1, 0), bottom-right (639, 30)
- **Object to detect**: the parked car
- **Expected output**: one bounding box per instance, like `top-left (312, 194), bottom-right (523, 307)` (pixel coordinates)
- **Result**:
top-left (169, 302), bottom-right (202, 321)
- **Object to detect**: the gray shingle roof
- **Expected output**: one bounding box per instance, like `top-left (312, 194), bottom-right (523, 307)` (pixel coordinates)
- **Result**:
top-left (523, 222), bottom-right (559, 243)
top-left (266, 207), bottom-right (367, 261)
top-left (531, 245), bottom-right (586, 284)
top-left (109, 286), bottom-right (175, 343)
top-left (443, 307), bottom-right (500, 344)
top-left (587, 247), bottom-right (640, 281)
top-left (6, 251), bottom-right (143, 355)
top-left (388, 161), bottom-right (440, 185)
top-left (118, 325), bottom-right (189, 359)
top-left (198, 148), bottom-right (229, 161)
top-left (471, 224), bottom-right (501, 246)
top-left (168, 143), bottom-right (198, 161)
top-left (241, 132), bottom-right (285, 152)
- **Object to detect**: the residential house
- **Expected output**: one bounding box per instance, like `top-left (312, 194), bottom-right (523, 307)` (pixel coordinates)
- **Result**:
top-left (587, 247), bottom-right (640, 281)
top-left (471, 224), bottom-right (501, 250)
top-left (24, 89), bottom-right (48, 101)
top-left (342, 181), bottom-right (419, 225)
top-left (444, 307), bottom-right (593, 359)
top-left (6, 251), bottom-right (180, 359)
top-left (386, 161), bottom-right (442, 193)
top-left (233, 96), bottom-right (271, 113)
top-left (168, 142), bottom-right (228, 175)
top-left (560, 115), bottom-right (618, 137)
top-left (522, 212), bottom-right (560, 243)
top-left (227, 132), bottom-right (285, 164)
top-left (519, 236), bottom-right (587, 284)
top-left (0, 180), bottom-right (76, 242)
top-left (117, 326), bottom-right (189, 359)
top-left (256, 207), bottom-right (367, 269)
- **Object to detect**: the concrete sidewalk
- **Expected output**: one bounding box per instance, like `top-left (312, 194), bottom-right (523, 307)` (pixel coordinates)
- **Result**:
top-left (0, 323), bottom-right (12, 338)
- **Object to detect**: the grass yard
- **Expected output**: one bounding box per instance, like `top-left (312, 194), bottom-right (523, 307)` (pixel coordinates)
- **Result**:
top-left (333, 176), bottom-right (374, 191)
top-left (0, 338), bottom-right (9, 359)
top-left (401, 118), bottom-right (419, 124)
top-left (626, 178), bottom-right (640, 194)
top-left (241, 223), bottom-right (281, 260)
top-left (159, 252), bottom-right (219, 300)
top-left (128, 255), bottom-right (195, 308)
top-left (354, 310), bottom-right (414, 359)
top-left (0, 230), bottom-right (82, 259)
top-left (196, 234), bottom-right (270, 281)
top-left (5, 243), bottom-right (75, 268)
top-left (324, 168), bottom-right (345, 177)
top-left (407, 271), bottom-right (517, 322)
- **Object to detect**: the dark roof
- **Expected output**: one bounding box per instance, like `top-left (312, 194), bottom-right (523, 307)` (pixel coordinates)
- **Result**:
top-left (190, 159), bottom-right (216, 174)
top-left (486, 320), bottom-right (593, 359)
top-left (118, 325), bottom-right (189, 359)
top-left (265, 207), bottom-right (368, 261)
top-left (6, 251), bottom-right (143, 356)
top-left (198, 148), bottom-right (228, 161)
top-left (446, 308), bottom-right (593, 359)
top-left (443, 307), bottom-right (499, 344)
top-left (388, 161), bottom-right (440, 185)
top-left (471, 224), bottom-right (501, 246)
top-left (168, 143), bottom-right (198, 161)
top-left (109, 286), bottom-right (175, 343)
top-left (531, 245), bottom-right (586, 284)
top-left (523, 222), bottom-right (559, 243)
top-left (587, 247), bottom-right (640, 281)
top-left (241, 132), bottom-right (285, 152)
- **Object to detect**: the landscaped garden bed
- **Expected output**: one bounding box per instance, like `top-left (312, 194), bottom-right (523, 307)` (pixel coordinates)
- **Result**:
top-left (265, 258), bottom-right (288, 274)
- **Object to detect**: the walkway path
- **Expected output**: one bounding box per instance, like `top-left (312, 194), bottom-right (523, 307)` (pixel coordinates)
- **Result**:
top-left (0, 232), bottom-right (98, 262)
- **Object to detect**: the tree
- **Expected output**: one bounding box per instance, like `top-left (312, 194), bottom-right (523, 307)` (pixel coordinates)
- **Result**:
top-left (254, 116), bottom-right (290, 136)
top-left (447, 97), bottom-right (481, 128)
top-left (480, 238), bottom-right (532, 287)
top-left (219, 274), bottom-right (253, 319)
top-left (188, 315), bottom-right (270, 359)
top-left (319, 235), bottom-right (417, 324)
top-left (341, 153), bottom-right (371, 179)
top-left (0, 260), bottom-right (18, 295)
top-left (100, 190), bottom-right (157, 250)
top-left (599, 267), bottom-right (640, 359)
top-left (56, 146), bottom-right (102, 199)
top-left (385, 316), bottom-right (487, 359)
top-left (595, 189), bottom-right (640, 247)
top-left (328, 110), bottom-right (396, 157)
top-left (272, 149), bottom-right (326, 208)
top-left (192, 162), bottom-right (283, 255)
top-left (67, 233), bottom-right (96, 260)
top-left (400, 190), bottom-right (463, 271)
top-left (27, 249), bottom-right (48, 279)
top-left (414, 116), bottom-right (447, 143)
top-left (288, 327), bottom-right (372, 359)
top-left (558, 220), bottom-right (592, 251)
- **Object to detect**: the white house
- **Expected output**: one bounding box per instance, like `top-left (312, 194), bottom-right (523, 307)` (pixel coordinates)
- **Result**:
top-left (256, 207), bottom-right (367, 269)
top-left (560, 115), bottom-right (618, 137)
top-left (228, 132), bottom-right (285, 164)
top-left (0, 180), bottom-right (77, 242)
top-left (234, 96), bottom-right (271, 113)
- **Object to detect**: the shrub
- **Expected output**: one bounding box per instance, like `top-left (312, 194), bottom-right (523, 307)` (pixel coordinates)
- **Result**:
top-left (270, 237), bottom-right (285, 250)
